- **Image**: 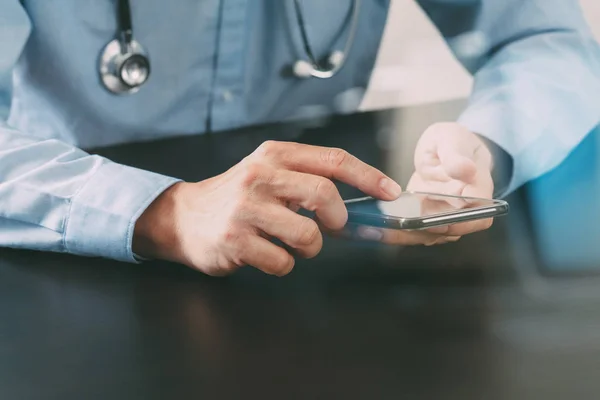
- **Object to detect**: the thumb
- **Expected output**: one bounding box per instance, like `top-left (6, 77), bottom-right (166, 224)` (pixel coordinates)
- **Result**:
top-left (438, 145), bottom-right (478, 184)
top-left (415, 123), bottom-right (480, 184)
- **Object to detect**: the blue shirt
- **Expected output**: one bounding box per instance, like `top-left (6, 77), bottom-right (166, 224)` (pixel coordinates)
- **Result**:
top-left (1, 0), bottom-right (600, 263)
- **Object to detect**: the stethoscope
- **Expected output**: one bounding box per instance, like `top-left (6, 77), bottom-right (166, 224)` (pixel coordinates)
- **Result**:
top-left (99, 0), bottom-right (361, 95)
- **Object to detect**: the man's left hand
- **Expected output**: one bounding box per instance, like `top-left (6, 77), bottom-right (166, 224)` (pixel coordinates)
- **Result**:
top-left (406, 122), bottom-right (495, 237)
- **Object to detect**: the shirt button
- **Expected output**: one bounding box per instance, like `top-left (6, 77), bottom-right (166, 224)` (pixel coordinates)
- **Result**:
top-left (222, 90), bottom-right (233, 102)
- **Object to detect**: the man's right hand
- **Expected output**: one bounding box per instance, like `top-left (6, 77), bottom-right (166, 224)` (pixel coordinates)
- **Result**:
top-left (133, 141), bottom-right (403, 277)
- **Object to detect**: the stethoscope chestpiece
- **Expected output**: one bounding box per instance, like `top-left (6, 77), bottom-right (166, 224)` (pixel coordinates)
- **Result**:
top-left (99, 38), bottom-right (150, 95)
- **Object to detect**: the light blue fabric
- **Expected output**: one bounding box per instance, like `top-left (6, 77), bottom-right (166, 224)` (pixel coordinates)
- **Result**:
top-left (0, 0), bottom-right (599, 262)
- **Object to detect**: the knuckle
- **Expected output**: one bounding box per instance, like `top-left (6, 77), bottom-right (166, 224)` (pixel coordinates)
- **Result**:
top-left (239, 163), bottom-right (272, 189)
top-left (231, 196), bottom-right (254, 217)
top-left (313, 178), bottom-right (338, 203)
top-left (254, 140), bottom-right (281, 160)
top-left (230, 238), bottom-right (251, 264)
top-left (219, 226), bottom-right (242, 245)
top-left (296, 219), bottom-right (320, 246)
top-left (324, 148), bottom-right (350, 168)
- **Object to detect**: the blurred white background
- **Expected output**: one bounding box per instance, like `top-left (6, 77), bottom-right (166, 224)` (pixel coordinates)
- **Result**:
top-left (361, 0), bottom-right (600, 184)
top-left (362, 0), bottom-right (600, 111)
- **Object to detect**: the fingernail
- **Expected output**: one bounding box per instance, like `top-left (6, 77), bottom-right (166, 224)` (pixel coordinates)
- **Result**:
top-left (357, 226), bottom-right (384, 241)
top-left (380, 178), bottom-right (402, 198)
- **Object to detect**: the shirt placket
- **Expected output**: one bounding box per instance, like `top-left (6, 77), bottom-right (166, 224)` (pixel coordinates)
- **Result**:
top-left (209, 0), bottom-right (249, 132)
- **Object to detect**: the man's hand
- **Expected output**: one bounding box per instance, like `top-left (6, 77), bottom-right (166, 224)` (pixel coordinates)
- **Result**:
top-left (133, 141), bottom-right (403, 277)
top-left (406, 122), bottom-right (495, 237)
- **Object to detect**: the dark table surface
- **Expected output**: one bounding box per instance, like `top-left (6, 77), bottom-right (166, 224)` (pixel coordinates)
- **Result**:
top-left (3, 111), bottom-right (600, 400)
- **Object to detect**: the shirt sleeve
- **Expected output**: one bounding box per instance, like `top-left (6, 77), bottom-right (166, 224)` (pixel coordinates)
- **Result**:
top-left (0, 1), bottom-right (180, 262)
top-left (418, 0), bottom-right (600, 196)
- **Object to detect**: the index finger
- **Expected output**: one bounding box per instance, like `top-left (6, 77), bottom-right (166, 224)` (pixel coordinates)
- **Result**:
top-left (255, 141), bottom-right (402, 200)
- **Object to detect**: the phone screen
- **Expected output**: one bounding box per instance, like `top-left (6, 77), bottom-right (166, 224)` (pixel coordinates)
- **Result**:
top-left (345, 192), bottom-right (505, 228)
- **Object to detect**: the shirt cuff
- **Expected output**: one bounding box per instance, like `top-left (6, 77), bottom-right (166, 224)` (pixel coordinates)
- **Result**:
top-left (64, 160), bottom-right (181, 263)
top-left (473, 133), bottom-right (514, 198)
top-left (458, 105), bottom-right (523, 197)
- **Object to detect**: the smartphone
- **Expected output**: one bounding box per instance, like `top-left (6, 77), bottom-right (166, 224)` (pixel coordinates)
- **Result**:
top-left (344, 191), bottom-right (508, 230)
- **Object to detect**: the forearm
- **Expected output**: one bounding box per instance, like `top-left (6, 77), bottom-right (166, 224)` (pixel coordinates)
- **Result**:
top-left (459, 30), bottom-right (600, 195)
top-left (0, 122), bottom-right (180, 262)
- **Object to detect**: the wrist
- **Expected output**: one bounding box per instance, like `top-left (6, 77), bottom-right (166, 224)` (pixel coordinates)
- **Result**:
top-left (133, 181), bottom-right (187, 261)
top-left (474, 133), bottom-right (513, 197)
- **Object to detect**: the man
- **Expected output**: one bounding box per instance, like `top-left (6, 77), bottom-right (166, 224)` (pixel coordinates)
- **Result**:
top-left (1, 0), bottom-right (599, 277)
